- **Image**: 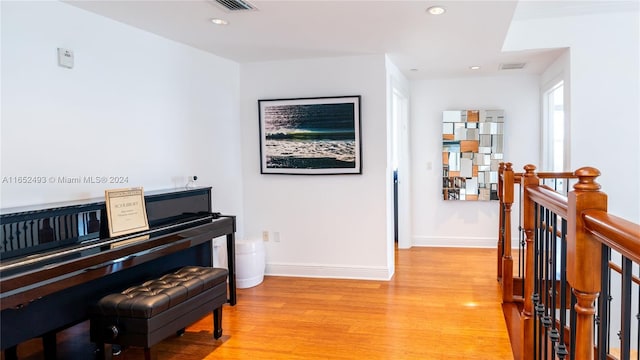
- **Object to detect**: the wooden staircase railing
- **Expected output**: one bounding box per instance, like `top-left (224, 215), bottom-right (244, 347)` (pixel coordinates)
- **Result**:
top-left (497, 163), bottom-right (576, 303)
top-left (497, 163), bottom-right (640, 360)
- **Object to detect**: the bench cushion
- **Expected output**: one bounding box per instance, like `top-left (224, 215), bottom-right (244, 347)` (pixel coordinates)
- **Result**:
top-left (94, 266), bottom-right (228, 318)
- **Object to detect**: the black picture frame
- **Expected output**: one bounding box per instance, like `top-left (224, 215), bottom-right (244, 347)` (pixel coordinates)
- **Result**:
top-left (258, 95), bottom-right (362, 175)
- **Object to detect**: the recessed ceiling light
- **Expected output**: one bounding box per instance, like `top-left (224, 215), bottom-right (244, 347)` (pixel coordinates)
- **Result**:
top-left (469, 66), bottom-right (481, 70)
top-left (427, 6), bottom-right (446, 15)
top-left (210, 18), bottom-right (228, 25)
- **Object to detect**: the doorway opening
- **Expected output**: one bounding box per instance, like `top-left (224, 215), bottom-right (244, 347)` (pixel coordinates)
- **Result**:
top-left (391, 86), bottom-right (410, 249)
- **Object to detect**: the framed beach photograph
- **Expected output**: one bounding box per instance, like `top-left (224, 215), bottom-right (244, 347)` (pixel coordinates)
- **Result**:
top-left (258, 95), bottom-right (362, 175)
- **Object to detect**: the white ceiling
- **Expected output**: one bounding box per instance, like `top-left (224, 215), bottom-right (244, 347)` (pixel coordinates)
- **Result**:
top-left (63, 0), bottom-right (634, 79)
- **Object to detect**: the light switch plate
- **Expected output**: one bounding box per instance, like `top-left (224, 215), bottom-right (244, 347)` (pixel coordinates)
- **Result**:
top-left (57, 48), bottom-right (74, 69)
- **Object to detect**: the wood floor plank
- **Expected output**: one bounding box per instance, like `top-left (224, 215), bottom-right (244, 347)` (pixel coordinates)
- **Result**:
top-left (3, 247), bottom-right (513, 359)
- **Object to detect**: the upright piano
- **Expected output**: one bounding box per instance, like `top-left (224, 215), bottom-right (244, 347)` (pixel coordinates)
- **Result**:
top-left (0, 187), bottom-right (236, 359)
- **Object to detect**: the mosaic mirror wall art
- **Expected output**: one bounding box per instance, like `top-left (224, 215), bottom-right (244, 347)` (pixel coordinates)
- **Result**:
top-left (442, 110), bottom-right (504, 201)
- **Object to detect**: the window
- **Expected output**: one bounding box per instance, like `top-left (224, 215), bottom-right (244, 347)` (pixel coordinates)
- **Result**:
top-left (542, 80), bottom-right (569, 193)
top-left (543, 81), bottom-right (566, 172)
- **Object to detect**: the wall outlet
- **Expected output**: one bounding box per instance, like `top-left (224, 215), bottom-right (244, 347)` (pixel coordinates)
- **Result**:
top-left (273, 231), bottom-right (280, 242)
top-left (185, 175), bottom-right (198, 189)
top-left (262, 231), bottom-right (269, 241)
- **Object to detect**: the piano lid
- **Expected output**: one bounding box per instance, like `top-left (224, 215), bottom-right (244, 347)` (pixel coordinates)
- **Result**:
top-left (0, 187), bottom-right (213, 262)
top-left (0, 186), bottom-right (212, 216)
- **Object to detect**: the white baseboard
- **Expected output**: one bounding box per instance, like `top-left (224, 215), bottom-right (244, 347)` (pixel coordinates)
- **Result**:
top-left (412, 235), bottom-right (498, 248)
top-left (265, 263), bottom-right (392, 281)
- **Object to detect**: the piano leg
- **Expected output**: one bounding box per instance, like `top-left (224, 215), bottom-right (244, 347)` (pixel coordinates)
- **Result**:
top-left (213, 306), bottom-right (223, 339)
top-left (96, 343), bottom-right (113, 360)
top-left (42, 331), bottom-right (57, 359)
top-left (226, 232), bottom-right (237, 305)
top-left (4, 346), bottom-right (18, 360)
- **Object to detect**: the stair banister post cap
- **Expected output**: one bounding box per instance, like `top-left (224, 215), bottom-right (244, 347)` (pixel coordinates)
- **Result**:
top-left (573, 167), bottom-right (601, 191)
top-left (505, 162), bottom-right (513, 171)
top-left (523, 164), bottom-right (536, 175)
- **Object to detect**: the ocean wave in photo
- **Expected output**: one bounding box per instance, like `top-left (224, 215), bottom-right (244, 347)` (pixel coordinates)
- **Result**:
top-left (265, 139), bottom-right (356, 169)
top-left (265, 130), bottom-right (354, 141)
top-left (267, 156), bottom-right (355, 169)
top-left (263, 103), bottom-right (356, 136)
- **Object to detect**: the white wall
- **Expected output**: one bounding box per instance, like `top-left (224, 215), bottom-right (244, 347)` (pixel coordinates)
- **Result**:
top-left (240, 55), bottom-right (392, 280)
top-left (539, 49), bottom-right (571, 171)
top-left (0, 1), bottom-right (244, 227)
top-left (410, 75), bottom-right (541, 247)
top-left (504, 10), bottom-right (640, 222)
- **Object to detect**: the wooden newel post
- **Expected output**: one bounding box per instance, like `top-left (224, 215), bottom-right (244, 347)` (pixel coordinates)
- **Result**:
top-left (502, 163), bottom-right (514, 303)
top-left (498, 162), bottom-right (505, 280)
top-left (567, 167), bottom-right (607, 360)
top-left (521, 164), bottom-right (539, 360)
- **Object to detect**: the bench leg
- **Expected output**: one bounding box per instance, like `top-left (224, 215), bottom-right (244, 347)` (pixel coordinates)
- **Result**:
top-left (213, 306), bottom-right (223, 339)
top-left (4, 346), bottom-right (18, 360)
top-left (42, 331), bottom-right (57, 360)
top-left (96, 343), bottom-right (113, 360)
top-left (144, 346), bottom-right (158, 360)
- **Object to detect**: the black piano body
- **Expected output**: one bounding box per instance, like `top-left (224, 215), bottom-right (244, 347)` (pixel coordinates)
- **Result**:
top-left (0, 187), bottom-right (236, 358)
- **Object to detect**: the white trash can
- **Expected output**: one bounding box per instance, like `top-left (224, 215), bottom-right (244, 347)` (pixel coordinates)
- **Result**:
top-left (235, 239), bottom-right (265, 288)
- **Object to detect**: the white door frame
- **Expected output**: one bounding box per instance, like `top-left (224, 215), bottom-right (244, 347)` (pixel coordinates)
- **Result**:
top-left (391, 84), bottom-right (411, 249)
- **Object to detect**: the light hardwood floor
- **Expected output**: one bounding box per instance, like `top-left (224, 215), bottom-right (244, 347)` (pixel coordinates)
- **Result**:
top-left (8, 247), bottom-right (514, 359)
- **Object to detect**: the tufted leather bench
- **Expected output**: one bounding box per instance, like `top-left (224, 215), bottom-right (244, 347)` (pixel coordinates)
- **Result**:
top-left (90, 266), bottom-right (228, 360)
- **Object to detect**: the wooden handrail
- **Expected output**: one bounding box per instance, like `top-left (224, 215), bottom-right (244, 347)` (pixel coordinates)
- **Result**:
top-left (537, 172), bottom-right (576, 179)
top-left (514, 173), bottom-right (522, 183)
top-left (509, 171), bottom-right (576, 182)
top-left (608, 261), bottom-right (640, 286)
top-left (584, 209), bottom-right (640, 264)
top-left (525, 185), bottom-right (569, 218)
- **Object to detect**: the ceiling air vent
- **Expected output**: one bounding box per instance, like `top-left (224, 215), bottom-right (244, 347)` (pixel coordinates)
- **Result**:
top-left (500, 63), bottom-right (526, 70)
top-left (212, 0), bottom-right (257, 11)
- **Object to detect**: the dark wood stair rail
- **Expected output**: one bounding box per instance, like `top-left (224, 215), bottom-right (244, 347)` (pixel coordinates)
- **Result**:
top-left (498, 164), bottom-right (640, 360)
